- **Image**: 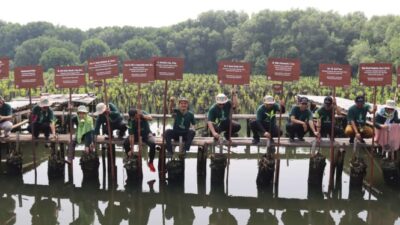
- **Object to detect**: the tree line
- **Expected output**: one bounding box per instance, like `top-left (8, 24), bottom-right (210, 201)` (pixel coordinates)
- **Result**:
top-left (1, 8), bottom-right (400, 75)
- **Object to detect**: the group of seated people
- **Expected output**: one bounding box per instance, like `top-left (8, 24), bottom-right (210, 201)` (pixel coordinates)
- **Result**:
top-left (0, 92), bottom-right (398, 173)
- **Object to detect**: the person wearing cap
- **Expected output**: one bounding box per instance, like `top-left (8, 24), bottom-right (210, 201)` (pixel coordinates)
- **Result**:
top-left (123, 108), bottom-right (156, 172)
top-left (94, 102), bottom-right (127, 139)
top-left (345, 95), bottom-right (376, 143)
top-left (28, 96), bottom-right (56, 139)
top-left (207, 92), bottom-right (241, 140)
top-left (0, 96), bottom-right (13, 138)
top-left (250, 95), bottom-right (285, 144)
top-left (286, 97), bottom-right (318, 142)
top-left (67, 105), bottom-right (94, 163)
top-left (314, 96), bottom-right (343, 138)
top-left (165, 96), bottom-right (196, 156)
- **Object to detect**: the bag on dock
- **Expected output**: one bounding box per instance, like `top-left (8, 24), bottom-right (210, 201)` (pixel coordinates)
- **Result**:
top-left (256, 153), bottom-right (275, 188)
top-left (349, 156), bottom-right (367, 187)
top-left (6, 151), bottom-right (23, 175)
top-left (167, 158), bottom-right (185, 181)
top-left (308, 152), bottom-right (326, 186)
top-left (47, 153), bottom-right (65, 179)
top-left (381, 158), bottom-right (400, 185)
top-left (123, 154), bottom-right (143, 181)
top-left (80, 151), bottom-right (100, 178)
top-left (210, 153), bottom-right (227, 184)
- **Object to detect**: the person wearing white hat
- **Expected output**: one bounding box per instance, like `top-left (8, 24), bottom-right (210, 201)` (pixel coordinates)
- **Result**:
top-left (250, 95), bottom-right (285, 144)
top-left (164, 95), bottom-right (196, 157)
top-left (28, 96), bottom-right (56, 139)
top-left (67, 105), bottom-right (94, 163)
top-left (0, 96), bottom-right (13, 138)
top-left (94, 102), bottom-right (127, 139)
top-left (207, 92), bottom-right (240, 140)
top-left (374, 100), bottom-right (400, 129)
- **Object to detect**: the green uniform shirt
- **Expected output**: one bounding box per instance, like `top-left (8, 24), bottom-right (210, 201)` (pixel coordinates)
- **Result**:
top-left (256, 103), bottom-right (281, 125)
top-left (94, 103), bottom-right (123, 134)
top-left (0, 103), bottom-right (12, 116)
top-left (347, 104), bottom-right (371, 126)
top-left (314, 107), bottom-right (334, 124)
top-left (128, 111), bottom-right (151, 137)
top-left (172, 109), bottom-right (196, 132)
top-left (207, 101), bottom-right (232, 124)
top-left (32, 105), bottom-right (55, 123)
top-left (289, 106), bottom-right (313, 122)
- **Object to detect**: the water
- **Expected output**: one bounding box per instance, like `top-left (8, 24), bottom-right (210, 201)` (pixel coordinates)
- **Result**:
top-left (1, 122), bottom-right (400, 224)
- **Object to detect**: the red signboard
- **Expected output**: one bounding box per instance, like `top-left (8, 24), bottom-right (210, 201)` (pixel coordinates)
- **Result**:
top-left (267, 58), bottom-right (300, 81)
top-left (88, 56), bottom-right (119, 81)
top-left (55, 66), bottom-right (86, 88)
top-left (217, 61), bottom-right (250, 85)
top-left (14, 66), bottom-right (44, 89)
top-left (0, 58), bottom-right (10, 79)
top-left (397, 66), bottom-right (400, 88)
top-left (154, 57), bottom-right (184, 80)
top-left (319, 64), bottom-right (351, 87)
top-left (272, 83), bottom-right (283, 95)
top-left (359, 63), bottom-right (392, 86)
top-left (123, 60), bottom-right (155, 83)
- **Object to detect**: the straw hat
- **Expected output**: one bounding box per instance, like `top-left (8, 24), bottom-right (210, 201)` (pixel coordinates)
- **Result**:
top-left (77, 105), bottom-right (88, 113)
top-left (178, 96), bottom-right (189, 103)
top-left (384, 100), bottom-right (396, 109)
top-left (38, 96), bottom-right (51, 107)
top-left (215, 93), bottom-right (228, 104)
top-left (263, 95), bottom-right (274, 104)
top-left (94, 103), bottom-right (106, 115)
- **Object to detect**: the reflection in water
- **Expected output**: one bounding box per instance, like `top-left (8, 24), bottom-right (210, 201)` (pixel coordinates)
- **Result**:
top-left (30, 198), bottom-right (59, 225)
top-left (0, 195), bottom-right (16, 225)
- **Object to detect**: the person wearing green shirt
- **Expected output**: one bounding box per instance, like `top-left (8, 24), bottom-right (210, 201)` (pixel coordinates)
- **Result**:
top-left (207, 92), bottom-right (241, 141)
top-left (314, 96), bottom-right (343, 138)
top-left (0, 96), bottom-right (13, 138)
top-left (123, 108), bottom-right (156, 172)
top-left (28, 96), bottom-right (56, 139)
top-left (286, 97), bottom-right (318, 142)
top-left (250, 95), bottom-right (285, 144)
top-left (345, 95), bottom-right (376, 143)
top-left (165, 96), bottom-right (196, 156)
top-left (67, 105), bottom-right (94, 163)
top-left (94, 102), bottom-right (127, 139)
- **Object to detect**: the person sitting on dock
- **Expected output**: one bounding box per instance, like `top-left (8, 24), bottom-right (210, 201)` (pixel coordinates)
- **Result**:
top-left (286, 97), bottom-right (319, 142)
top-left (94, 102), bottom-right (127, 139)
top-left (207, 92), bottom-right (241, 141)
top-left (27, 96), bottom-right (56, 140)
top-left (123, 108), bottom-right (156, 172)
top-left (314, 96), bottom-right (343, 139)
top-left (374, 99), bottom-right (400, 153)
top-left (67, 105), bottom-right (94, 163)
top-left (250, 95), bottom-right (285, 144)
top-left (165, 96), bottom-right (196, 157)
top-left (345, 95), bottom-right (376, 144)
top-left (0, 96), bottom-right (13, 138)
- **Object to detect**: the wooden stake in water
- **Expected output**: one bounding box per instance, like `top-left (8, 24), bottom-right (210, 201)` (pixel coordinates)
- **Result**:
top-left (103, 79), bottom-right (116, 182)
top-left (29, 88), bottom-right (37, 184)
top-left (137, 83), bottom-right (143, 173)
top-left (369, 86), bottom-right (377, 185)
top-left (160, 80), bottom-right (168, 180)
top-left (274, 81), bottom-right (284, 190)
top-left (328, 87), bottom-right (336, 189)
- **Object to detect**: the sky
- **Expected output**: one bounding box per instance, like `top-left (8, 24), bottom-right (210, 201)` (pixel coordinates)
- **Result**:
top-left (1, 0), bottom-right (399, 30)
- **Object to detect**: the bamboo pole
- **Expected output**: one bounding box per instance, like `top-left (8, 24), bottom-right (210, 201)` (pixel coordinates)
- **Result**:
top-left (328, 87), bottom-right (336, 189)
top-left (103, 79), bottom-right (116, 182)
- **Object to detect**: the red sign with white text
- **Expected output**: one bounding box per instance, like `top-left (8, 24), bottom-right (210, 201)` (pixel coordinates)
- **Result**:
top-left (14, 66), bottom-right (44, 89)
top-left (123, 60), bottom-right (155, 83)
top-left (267, 58), bottom-right (300, 81)
top-left (154, 57), bottom-right (184, 80)
top-left (319, 64), bottom-right (351, 87)
top-left (88, 56), bottom-right (119, 80)
top-left (359, 63), bottom-right (392, 86)
top-left (217, 61), bottom-right (250, 85)
top-left (55, 66), bottom-right (86, 88)
top-left (0, 58), bottom-right (9, 79)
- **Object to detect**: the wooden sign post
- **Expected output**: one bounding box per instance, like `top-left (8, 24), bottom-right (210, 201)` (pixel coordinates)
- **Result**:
top-left (14, 65), bottom-right (44, 183)
top-left (267, 58), bottom-right (300, 192)
top-left (359, 63), bottom-right (392, 185)
top-left (123, 60), bottom-right (155, 178)
top-left (88, 56), bottom-right (119, 182)
top-left (0, 58), bottom-right (10, 79)
top-left (319, 64), bottom-right (351, 189)
top-left (154, 57), bottom-right (184, 180)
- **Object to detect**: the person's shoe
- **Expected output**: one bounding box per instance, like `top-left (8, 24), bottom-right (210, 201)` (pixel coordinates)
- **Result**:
top-left (252, 139), bottom-right (260, 144)
top-left (349, 137), bottom-right (354, 144)
top-left (45, 136), bottom-right (50, 140)
top-left (298, 137), bottom-right (305, 142)
top-left (232, 133), bottom-right (239, 137)
top-left (147, 179), bottom-right (156, 188)
top-left (289, 138), bottom-right (295, 143)
top-left (360, 138), bottom-right (366, 144)
top-left (148, 162), bottom-right (156, 172)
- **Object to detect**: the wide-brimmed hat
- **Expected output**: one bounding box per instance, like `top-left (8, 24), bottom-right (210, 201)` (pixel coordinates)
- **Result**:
top-left (38, 96), bottom-right (51, 107)
top-left (178, 96), bottom-right (189, 103)
top-left (77, 105), bottom-right (88, 113)
top-left (94, 103), bottom-right (106, 115)
top-left (384, 100), bottom-right (396, 109)
top-left (263, 95), bottom-right (274, 104)
top-left (215, 93), bottom-right (228, 104)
